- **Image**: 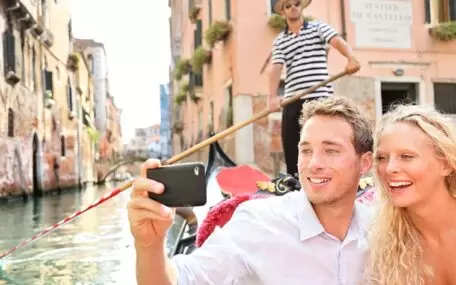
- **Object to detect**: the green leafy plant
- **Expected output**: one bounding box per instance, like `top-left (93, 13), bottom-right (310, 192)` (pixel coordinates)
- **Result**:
top-left (429, 21), bottom-right (456, 41)
top-left (191, 47), bottom-right (212, 73)
top-left (175, 82), bottom-right (189, 105)
top-left (189, 6), bottom-right (201, 23)
top-left (86, 126), bottom-right (100, 143)
top-left (173, 121), bottom-right (184, 133)
top-left (190, 91), bottom-right (200, 103)
top-left (67, 52), bottom-right (80, 71)
top-left (267, 14), bottom-right (315, 30)
top-left (205, 20), bottom-right (232, 48)
top-left (173, 59), bottom-right (191, 81)
top-left (268, 14), bottom-right (286, 30)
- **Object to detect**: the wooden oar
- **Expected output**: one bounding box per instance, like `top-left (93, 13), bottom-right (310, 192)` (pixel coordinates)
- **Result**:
top-left (0, 70), bottom-right (348, 260)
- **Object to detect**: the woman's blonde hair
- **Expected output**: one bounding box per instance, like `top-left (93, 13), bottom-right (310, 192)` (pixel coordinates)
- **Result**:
top-left (365, 104), bottom-right (456, 285)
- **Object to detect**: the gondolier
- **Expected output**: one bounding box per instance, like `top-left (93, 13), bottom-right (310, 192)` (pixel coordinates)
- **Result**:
top-left (268, 0), bottom-right (360, 178)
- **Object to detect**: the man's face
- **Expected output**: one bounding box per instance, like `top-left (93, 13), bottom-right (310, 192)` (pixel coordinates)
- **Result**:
top-left (282, 0), bottom-right (304, 21)
top-left (297, 115), bottom-right (372, 205)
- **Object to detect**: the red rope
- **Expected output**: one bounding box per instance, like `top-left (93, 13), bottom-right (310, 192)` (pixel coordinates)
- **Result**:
top-left (0, 180), bottom-right (133, 260)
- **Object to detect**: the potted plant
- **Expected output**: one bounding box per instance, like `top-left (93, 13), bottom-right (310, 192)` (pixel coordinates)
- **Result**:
top-left (191, 47), bottom-right (212, 74)
top-left (175, 87), bottom-right (187, 105)
top-left (205, 20), bottom-right (232, 48)
top-left (67, 53), bottom-right (80, 71)
top-left (190, 91), bottom-right (200, 103)
top-left (267, 14), bottom-right (286, 30)
top-left (86, 126), bottom-right (100, 142)
top-left (189, 6), bottom-right (201, 23)
top-left (44, 90), bottom-right (55, 108)
top-left (429, 21), bottom-right (456, 41)
top-left (173, 59), bottom-right (191, 81)
top-left (267, 14), bottom-right (315, 30)
top-left (173, 121), bottom-right (184, 133)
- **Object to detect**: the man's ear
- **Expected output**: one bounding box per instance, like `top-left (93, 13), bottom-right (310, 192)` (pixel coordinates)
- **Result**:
top-left (360, 151), bottom-right (373, 176)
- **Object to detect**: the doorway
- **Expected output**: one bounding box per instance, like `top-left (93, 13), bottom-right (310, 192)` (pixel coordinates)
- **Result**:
top-left (32, 133), bottom-right (41, 196)
top-left (381, 82), bottom-right (418, 114)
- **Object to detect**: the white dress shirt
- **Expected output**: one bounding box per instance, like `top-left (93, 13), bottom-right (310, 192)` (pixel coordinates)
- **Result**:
top-left (172, 190), bottom-right (372, 285)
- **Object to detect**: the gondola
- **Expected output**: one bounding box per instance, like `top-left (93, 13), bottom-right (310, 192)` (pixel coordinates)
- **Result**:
top-left (167, 133), bottom-right (375, 257)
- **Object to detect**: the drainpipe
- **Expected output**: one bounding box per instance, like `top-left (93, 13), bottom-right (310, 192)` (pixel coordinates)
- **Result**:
top-left (340, 0), bottom-right (347, 40)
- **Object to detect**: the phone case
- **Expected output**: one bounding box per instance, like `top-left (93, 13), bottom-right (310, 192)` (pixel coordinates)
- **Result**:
top-left (146, 162), bottom-right (207, 207)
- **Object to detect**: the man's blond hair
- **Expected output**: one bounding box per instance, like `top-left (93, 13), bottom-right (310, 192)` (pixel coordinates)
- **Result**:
top-left (299, 96), bottom-right (373, 154)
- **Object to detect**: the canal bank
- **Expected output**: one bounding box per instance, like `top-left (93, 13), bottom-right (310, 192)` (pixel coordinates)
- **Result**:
top-left (0, 182), bottom-right (176, 284)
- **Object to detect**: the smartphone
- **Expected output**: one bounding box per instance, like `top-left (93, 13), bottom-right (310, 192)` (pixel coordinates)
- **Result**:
top-left (146, 162), bottom-right (207, 207)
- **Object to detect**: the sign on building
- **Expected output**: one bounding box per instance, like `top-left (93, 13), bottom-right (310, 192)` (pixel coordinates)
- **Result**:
top-left (350, 0), bottom-right (413, 49)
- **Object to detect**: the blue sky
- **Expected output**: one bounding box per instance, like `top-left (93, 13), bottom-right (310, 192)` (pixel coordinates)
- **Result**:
top-left (69, 0), bottom-right (171, 142)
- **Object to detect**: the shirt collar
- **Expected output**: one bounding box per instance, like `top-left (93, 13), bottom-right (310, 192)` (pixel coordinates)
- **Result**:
top-left (294, 190), bottom-right (370, 242)
top-left (284, 21), bottom-right (308, 36)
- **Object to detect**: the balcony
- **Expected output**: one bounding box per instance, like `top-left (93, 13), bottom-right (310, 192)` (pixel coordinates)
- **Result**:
top-left (4, 0), bottom-right (36, 30)
top-left (37, 16), bottom-right (54, 47)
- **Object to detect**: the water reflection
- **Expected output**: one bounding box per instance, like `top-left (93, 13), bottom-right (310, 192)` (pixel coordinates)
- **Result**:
top-left (0, 182), bottom-right (180, 284)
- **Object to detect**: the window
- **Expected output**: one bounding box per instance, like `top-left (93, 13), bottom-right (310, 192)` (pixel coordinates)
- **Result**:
top-left (20, 30), bottom-right (25, 81)
top-left (3, 26), bottom-right (16, 75)
top-left (268, 0), bottom-right (279, 14)
top-left (87, 54), bottom-right (94, 74)
top-left (208, 0), bottom-right (212, 24)
top-left (194, 20), bottom-right (202, 47)
top-left (60, 135), bottom-right (66, 156)
top-left (209, 101), bottom-right (214, 131)
top-left (225, 83), bottom-right (233, 127)
top-left (43, 69), bottom-right (53, 92)
top-left (67, 78), bottom-right (74, 112)
top-left (225, 0), bottom-right (231, 20)
top-left (31, 47), bottom-right (36, 90)
top-left (7, 108), bottom-right (14, 137)
top-left (427, 0), bottom-right (456, 23)
top-left (191, 70), bottom-right (203, 86)
top-left (434, 83), bottom-right (456, 114)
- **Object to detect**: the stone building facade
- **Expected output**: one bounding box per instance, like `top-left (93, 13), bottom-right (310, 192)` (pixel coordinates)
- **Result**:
top-left (169, 0), bottom-right (456, 175)
top-left (0, 0), bottom-right (97, 199)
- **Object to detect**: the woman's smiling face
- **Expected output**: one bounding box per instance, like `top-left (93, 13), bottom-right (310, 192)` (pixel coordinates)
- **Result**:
top-left (375, 121), bottom-right (451, 208)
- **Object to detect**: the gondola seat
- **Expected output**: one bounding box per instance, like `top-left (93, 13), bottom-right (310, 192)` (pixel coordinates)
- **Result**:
top-left (196, 193), bottom-right (270, 247)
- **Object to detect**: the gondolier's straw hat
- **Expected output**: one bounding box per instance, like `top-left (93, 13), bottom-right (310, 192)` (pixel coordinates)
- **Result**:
top-left (274, 0), bottom-right (312, 14)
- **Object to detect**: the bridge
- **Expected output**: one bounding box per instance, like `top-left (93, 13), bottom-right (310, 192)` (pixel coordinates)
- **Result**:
top-left (97, 155), bottom-right (149, 184)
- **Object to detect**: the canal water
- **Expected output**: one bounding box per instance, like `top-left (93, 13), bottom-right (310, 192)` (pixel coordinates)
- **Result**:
top-left (0, 182), bottom-right (184, 285)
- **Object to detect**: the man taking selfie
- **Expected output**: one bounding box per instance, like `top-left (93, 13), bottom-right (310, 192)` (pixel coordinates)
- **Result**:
top-left (127, 96), bottom-right (373, 284)
top-left (268, 0), bottom-right (360, 178)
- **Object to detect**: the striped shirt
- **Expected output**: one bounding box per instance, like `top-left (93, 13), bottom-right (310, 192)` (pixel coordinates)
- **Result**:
top-left (272, 20), bottom-right (338, 98)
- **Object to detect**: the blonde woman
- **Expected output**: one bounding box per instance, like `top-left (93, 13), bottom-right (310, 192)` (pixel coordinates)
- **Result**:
top-left (365, 105), bottom-right (456, 285)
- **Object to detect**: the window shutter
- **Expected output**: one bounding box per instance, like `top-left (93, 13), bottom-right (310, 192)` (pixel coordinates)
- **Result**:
top-left (424, 0), bottom-right (431, 23)
top-left (44, 70), bottom-right (53, 91)
top-left (67, 80), bottom-right (74, 112)
top-left (3, 28), bottom-right (15, 73)
top-left (450, 0), bottom-right (456, 20)
top-left (270, 0), bottom-right (278, 14)
top-left (208, 0), bottom-right (212, 23)
top-left (194, 20), bottom-right (202, 47)
top-left (225, 0), bottom-right (231, 20)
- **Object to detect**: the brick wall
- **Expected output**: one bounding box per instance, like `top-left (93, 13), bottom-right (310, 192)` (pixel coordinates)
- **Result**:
top-left (0, 84), bottom-right (38, 198)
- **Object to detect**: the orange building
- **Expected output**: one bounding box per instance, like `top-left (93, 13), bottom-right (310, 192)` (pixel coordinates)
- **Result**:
top-left (169, 0), bottom-right (456, 174)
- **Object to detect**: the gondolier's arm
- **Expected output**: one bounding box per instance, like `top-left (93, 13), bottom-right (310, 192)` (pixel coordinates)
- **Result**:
top-left (269, 63), bottom-right (283, 99)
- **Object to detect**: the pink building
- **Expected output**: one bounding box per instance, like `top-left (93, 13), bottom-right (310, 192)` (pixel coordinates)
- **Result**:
top-left (169, 0), bottom-right (456, 174)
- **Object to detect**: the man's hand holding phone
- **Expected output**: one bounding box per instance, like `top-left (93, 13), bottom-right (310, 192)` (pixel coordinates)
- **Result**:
top-left (127, 159), bottom-right (175, 249)
top-left (127, 159), bottom-right (206, 249)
